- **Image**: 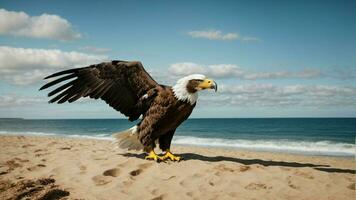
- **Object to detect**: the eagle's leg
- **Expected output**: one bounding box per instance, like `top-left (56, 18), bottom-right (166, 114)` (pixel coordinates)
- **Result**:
top-left (158, 131), bottom-right (181, 161)
top-left (145, 150), bottom-right (162, 162)
top-left (161, 149), bottom-right (181, 161)
top-left (140, 130), bottom-right (162, 162)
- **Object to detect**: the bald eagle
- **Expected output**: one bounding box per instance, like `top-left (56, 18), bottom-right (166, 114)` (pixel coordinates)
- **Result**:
top-left (40, 61), bottom-right (217, 162)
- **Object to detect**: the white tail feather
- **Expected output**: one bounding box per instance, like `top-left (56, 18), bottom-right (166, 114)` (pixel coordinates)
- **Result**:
top-left (112, 126), bottom-right (143, 151)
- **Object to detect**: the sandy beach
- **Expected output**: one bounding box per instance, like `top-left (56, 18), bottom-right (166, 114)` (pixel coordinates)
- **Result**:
top-left (0, 135), bottom-right (355, 200)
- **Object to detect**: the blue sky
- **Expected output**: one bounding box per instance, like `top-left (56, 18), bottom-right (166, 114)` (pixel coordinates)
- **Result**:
top-left (0, 0), bottom-right (355, 118)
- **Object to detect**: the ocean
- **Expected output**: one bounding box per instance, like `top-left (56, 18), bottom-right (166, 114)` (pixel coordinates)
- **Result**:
top-left (0, 118), bottom-right (355, 157)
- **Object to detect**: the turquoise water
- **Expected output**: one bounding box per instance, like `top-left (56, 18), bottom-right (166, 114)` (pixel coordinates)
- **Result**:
top-left (0, 118), bottom-right (355, 156)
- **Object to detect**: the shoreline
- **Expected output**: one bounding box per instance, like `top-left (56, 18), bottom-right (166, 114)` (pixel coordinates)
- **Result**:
top-left (0, 135), bottom-right (355, 199)
top-left (0, 132), bottom-right (354, 158)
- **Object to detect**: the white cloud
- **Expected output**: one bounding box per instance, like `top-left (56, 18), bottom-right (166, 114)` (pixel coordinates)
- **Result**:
top-left (186, 29), bottom-right (260, 42)
top-left (168, 63), bottom-right (355, 108)
top-left (2, 84), bottom-right (354, 109)
top-left (243, 69), bottom-right (322, 80)
top-left (187, 30), bottom-right (239, 41)
top-left (79, 46), bottom-right (111, 53)
top-left (0, 94), bottom-right (46, 107)
top-left (329, 67), bottom-right (356, 80)
top-left (0, 46), bottom-right (108, 85)
top-left (0, 8), bottom-right (81, 41)
top-left (0, 93), bottom-right (93, 107)
top-left (169, 62), bottom-right (321, 79)
top-left (208, 64), bottom-right (245, 77)
top-left (8, 69), bottom-right (50, 86)
top-left (205, 84), bottom-right (356, 107)
top-left (169, 62), bottom-right (206, 75)
top-left (220, 84), bottom-right (356, 97)
top-left (169, 63), bottom-right (245, 79)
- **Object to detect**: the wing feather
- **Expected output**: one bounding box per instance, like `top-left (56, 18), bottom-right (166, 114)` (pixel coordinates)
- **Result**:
top-left (49, 86), bottom-right (74, 103)
top-left (40, 61), bottom-right (160, 121)
top-left (44, 68), bottom-right (83, 79)
top-left (40, 74), bottom-right (76, 90)
top-left (48, 80), bottom-right (76, 97)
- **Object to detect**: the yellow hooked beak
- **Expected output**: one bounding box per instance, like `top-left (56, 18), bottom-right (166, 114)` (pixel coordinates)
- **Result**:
top-left (197, 79), bottom-right (217, 92)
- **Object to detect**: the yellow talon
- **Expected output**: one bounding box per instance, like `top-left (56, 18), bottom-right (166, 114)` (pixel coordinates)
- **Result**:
top-left (145, 150), bottom-right (162, 162)
top-left (162, 150), bottom-right (181, 161)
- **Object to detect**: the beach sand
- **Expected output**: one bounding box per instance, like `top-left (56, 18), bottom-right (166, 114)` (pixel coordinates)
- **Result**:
top-left (0, 135), bottom-right (354, 200)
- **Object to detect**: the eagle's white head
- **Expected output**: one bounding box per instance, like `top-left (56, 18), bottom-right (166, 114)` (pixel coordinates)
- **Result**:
top-left (172, 74), bottom-right (217, 105)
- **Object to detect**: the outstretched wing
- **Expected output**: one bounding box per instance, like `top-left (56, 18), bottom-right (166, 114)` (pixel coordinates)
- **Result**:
top-left (40, 60), bottom-right (160, 121)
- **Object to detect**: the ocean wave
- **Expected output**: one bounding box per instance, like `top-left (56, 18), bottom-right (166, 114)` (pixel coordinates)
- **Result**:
top-left (173, 136), bottom-right (356, 156)
top-left (0, 131), bottom-right (113, 141)
top-left (67, 134), bottom-right (113, 140)
top-left (0, 130), bottom-right (57, 136)
top-left (1, 130), bottom-right (354, 156)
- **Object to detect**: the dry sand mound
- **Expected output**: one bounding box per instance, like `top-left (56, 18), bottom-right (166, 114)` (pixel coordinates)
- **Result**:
top-left (0, 178), bottom-right (69, 200)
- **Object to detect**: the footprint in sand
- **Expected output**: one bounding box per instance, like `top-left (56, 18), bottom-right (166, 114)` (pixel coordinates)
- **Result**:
top-left (59, 147), bottom-right (71, 150)
top-left (35, 152), bottom-right (50, 157)
top-left (294, 170), bottom-right (314, 179)
top-left (245, 182), bottom-right (272, 190)
top-left (103, 168), bottom-right (120, 177)
top-left (186, 191), bottom-right (194, 197)
top-left (4, 159), bottom-right (23, 172)
top-left (14, 157), bottom-right (30, 163)
top-left (0, 178), bottom-right (70, 200)
top-left (22, 144), bottom-right (35, 148)
top-left (0, 171), bottom-right (8, 175)
top-left (150, 188), bottom-right (159, 195)
top-left (129, 169), bottom-right (142, 176)
top-left (162, 175), bottom-right (176, 181)
top-left (92, 175), bottom-right (112, 186)
top-left (286, 176), bottom-right (299, 189)
top-left (287, 180), bottom-right (299, 189)
top-left (129, 163), bottom-right (154, 177)
top-left (179, 173), bottom-right (204, 188)
top-left (27, 164), bottom-right (46, 171)
top-left (239, 165), bottom-right (251, 172)
top-left (215, 164), bottom-right (235, 172)
top-left (79, 166), bottom-right (87, 175)
top-left (151, 194), bottom-right (167, 200)
top-left (94, 157), bottom-right (109, 161)
top-left (347, 183), bottom-right (355, 190)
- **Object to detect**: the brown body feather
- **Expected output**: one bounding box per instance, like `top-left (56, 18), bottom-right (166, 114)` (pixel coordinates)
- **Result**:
top-left (40, 61), bottom-right (195, 152)
top-left (138, 85), bottom-right (195, 151)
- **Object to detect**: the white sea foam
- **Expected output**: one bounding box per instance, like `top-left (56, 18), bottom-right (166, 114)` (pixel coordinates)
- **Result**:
top-left (0, 130), bottom-right (57, 136)
top-left (173, 136), bottom-right (356, 156)
top-left (0, 131), bottom-right (354, 156)
top-left (0, 131), bottom-right (113, 141)
top-left (67, 134), bottom-right (113, 141)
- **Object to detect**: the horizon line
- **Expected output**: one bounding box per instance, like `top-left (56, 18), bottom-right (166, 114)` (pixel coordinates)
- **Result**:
top-left (1, 117), bottom-right (356, 120)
